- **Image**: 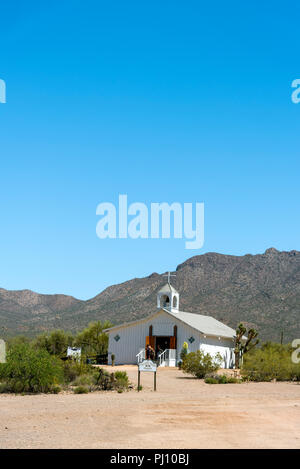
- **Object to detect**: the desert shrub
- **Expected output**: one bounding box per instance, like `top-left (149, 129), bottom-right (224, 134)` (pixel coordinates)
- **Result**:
top-left (205, 377), bottom-right (219, 384)
top-left (0, 343), bottom-right (63, 393)
top-left (205, 374), bottom-right (240, 384)
top-left (292, 365), bottom-right (300, 382)
top-left (114, 371), bottom-right (129, 390)
top-left (34, 330), bottom-right (74, 357)
top-left (62, 360), bottom-right (95, 384)
top-left (6, 336), bottom-right (32, 350)
top-left (181, 350), bottom-right (222, 379)
top-left (94, 367), bottom-right (114, 390)
top-left (226, 376), bottom-right (240, 383)
top-left (217, 374), bottom-right (228, 384)
top-left (91, 368), bottom-right (130, 391)
top-left (74, 385), bottom-right (89, 394)
top-left (241, 342), bottom-right (300, 382)
top-left (52, 385), bottom-right (62, 394)
top-left (0, 382), bottom-right (9, 393)
top-left (180, 342), bottom-right (189, 361)
top-left (73, 373), bottom-right (96, 387)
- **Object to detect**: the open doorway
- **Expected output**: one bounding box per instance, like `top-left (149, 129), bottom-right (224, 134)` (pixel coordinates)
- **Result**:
top-left (155, 336), bottom-right (171, 357)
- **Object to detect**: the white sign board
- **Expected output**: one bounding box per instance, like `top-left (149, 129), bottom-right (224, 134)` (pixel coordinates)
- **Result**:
top-left (0, 339), bottom-right (6, 363)
top-left (67, 346), bottom-right (81, 358)
top-left (138, 360), bottom-right (157, 372)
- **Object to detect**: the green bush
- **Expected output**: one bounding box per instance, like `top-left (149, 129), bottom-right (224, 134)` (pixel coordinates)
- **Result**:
top-left (181, 350), bottom-right (222, 379)
top-left (34, 330), bottom-right (74, 357)
top-left (62, 360), bottom-right (94, 384)
top-left (0, 343), bottom-right (63, 393)
top-left (52, 385), bottom-right (62, 394)
top-left (204, 374), bottom-right (240, 384)
top-left (75, 321), bottom-right (112, 357)
top-left (0, 382), bottom-right (9, 393)
top-left (74, 385), bottom-right (89, 394)
top-left (204, 377), bottom-right (219, 384)
top-left (6, 336), bottom-right (32, 350)
top-left (114, 371), bottom-right (129, 390)
top-left (0, 339), bottom-right (131, 394)
top-left (180, 342), bottom-right (189, 361)
top-left (217, 374), bottom-right (228, 384)
top-left (241, 342), bottom-right (300, 382)
top-left (91, 368), bottom-right (130, 391)
top-left (94, 367), bottom-right (114, 390)
top-left (74, 371), bottom-right (99, 386)
top-left (226, 376), bottom-right (240, 383)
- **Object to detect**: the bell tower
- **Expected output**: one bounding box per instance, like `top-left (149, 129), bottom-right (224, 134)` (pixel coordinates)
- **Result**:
top-left (157, 272), bottom-right (179, 313)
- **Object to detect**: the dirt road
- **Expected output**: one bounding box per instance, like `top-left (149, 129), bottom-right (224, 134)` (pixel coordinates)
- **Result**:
top-left (0, 366), bottom-right (299, 449)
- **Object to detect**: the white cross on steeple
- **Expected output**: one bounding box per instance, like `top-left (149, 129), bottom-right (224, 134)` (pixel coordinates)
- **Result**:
top-left (163, 271), bottom-right (176, 285)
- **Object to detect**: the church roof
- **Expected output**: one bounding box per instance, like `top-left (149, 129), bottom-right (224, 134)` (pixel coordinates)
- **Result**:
top-left (164, 309), bottom-right (239, 339)
top-left (104, 307), bottom-right (241, 340)
top-left (158, 283), bottom-right (178, 294)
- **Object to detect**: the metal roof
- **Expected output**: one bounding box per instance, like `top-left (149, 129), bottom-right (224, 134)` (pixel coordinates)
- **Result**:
top-left (164, 309), bottom-right (238, 339)
top-left (104, 308), bottom-right (241, 340)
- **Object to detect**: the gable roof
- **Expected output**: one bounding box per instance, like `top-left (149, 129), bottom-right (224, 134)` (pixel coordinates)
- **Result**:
top-left (165, 309), bottom-right (238, 339)
top-left (104, 308), bottom-right (241, 340)
top-left (158, 283), bottom-right (178, 295)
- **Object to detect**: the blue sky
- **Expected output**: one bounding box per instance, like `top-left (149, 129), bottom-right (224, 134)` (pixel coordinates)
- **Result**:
top-left (0, 1), bottom-right (299, 299)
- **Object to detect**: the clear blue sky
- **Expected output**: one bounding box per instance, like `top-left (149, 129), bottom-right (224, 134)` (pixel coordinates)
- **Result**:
top-left (0, 1), bottom-right (299, 299)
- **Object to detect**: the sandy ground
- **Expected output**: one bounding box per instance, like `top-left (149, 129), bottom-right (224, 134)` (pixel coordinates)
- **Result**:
top-left (0, 365), bottom-right (299, 449)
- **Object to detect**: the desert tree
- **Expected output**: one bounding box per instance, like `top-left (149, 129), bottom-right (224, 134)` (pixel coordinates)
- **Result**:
top-left (74, 320), bottom-right (113, 357)
top-left (234, 323), bottom-right (259, 369)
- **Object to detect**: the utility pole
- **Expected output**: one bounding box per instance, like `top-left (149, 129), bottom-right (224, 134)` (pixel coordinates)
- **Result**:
top-left (280, 331), bottom-right (284, 345)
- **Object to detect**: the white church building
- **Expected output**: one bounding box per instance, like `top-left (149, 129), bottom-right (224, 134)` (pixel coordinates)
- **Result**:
top-left (105, 278), bottom-right (237, 368)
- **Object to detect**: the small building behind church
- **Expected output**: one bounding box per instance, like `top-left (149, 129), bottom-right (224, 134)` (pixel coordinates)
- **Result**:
top-left (105, 281), bottom-right (238, 368)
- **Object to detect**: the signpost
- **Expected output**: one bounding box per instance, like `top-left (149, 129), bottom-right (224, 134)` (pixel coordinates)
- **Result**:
top-left (138, 360), bottom-right (157, 391)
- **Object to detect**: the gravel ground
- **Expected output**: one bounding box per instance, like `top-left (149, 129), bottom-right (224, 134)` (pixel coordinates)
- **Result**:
top-left (0, 365), bottom-right (299, 449)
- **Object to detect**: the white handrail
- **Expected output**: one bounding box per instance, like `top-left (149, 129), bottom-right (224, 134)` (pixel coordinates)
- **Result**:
top-left (136, 349), bottom-right (145, 363)
top-left (158, 349), bottom-right (168, 366)
top-left (158, 349), bottom-right (176, 366)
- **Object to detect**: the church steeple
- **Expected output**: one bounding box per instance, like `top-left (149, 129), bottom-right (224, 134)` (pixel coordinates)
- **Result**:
top-left (157, 272), bottom-right (179, 313)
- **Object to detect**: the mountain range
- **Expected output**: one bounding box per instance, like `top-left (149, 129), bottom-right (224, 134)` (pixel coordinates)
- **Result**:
top-left (1, 248), bottom-right (299, 342)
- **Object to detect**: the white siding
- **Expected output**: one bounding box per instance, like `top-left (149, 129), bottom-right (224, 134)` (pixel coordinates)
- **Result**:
top-left (107, 310), bottom-right (235, 368)
top-left (200, 337), bottom-right (235, 369)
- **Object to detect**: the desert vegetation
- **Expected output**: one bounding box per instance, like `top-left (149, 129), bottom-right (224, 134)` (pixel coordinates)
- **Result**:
top-left (0, 343), bottom-right (130, 394)
top-left (0, 321), bottom-right (132, 394)
top-left (241, 342), bottom-right (300, 382)
top-left (234, 323), bottom-right (259, 368)
top-left (180, 332), bottom-right (300, 383)
top-left (204, 374), bottom-right (241, 384)
top-left (181, 349), bottom-right (223, 378)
